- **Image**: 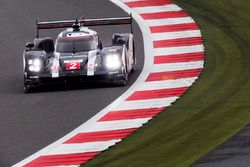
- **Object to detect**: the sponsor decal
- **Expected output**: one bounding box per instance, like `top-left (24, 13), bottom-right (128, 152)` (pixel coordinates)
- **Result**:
top-left (64, 59), bottom-right (83, 70)
top-left (66, 62), bottom-right (81, 70)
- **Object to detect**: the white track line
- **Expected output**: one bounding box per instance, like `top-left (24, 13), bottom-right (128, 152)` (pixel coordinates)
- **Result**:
top-left (44, 140), bottom-right (120, 155)
top-left (136, 77), bottom-right (198, 91)
top-left (146, 17), bottom-right (195, 26)
top-left (132, 4), bottom-right (182, 13)
top-left (79, 118), bottom-right (151, 133)
top-left (48, 165), bottom-right (79, 167)
top-left (113, 96), bottom-right (179, 111)
top-left (121, 0), bottom-right (138, 2)
top-left (152, 30), bottom-right (201, 40)
top-left (151, 60), bottom-right (204, 73)
top-left (154, 44), bottom-right (204, 56)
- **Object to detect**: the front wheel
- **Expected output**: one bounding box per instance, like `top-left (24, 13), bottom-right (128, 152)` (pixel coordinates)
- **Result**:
top-left (115, 67), bottom-right (128, 86)
top-left (24, 76), bottom-right (32, 93)
top-left (24, 83), bottom-right (32, 93)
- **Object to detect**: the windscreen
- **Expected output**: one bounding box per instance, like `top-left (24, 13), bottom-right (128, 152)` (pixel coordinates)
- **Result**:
top-left (56, 39), bottom-right (97, 53)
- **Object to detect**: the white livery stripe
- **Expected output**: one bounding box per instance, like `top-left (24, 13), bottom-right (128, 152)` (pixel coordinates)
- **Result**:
top-left (132, 4), bottom-right (181, 13)
top-left (136, 77), bottom-right (198, 91)
top-left (52, 52), bottom-right (60, 78)
top-left (87, 50), bottom-right (97, 76)
top-left (154, 44), bottom-right (204, 56)
top-left (152, 30), bottom-right (201, 41)
top-left (151, 61), bottom-right (204, 73)
top-left (79, 118), bottom-right (150, 133)
top-left (45, 140), bottom-right (120, 156)
top-left (146, 17), bottom-right (195, 26)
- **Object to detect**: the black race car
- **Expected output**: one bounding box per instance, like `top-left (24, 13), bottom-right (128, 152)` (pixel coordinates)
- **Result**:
top-left (23, 16), bottom-right (135, 92)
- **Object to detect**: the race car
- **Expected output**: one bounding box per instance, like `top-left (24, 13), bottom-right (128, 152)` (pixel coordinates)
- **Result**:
top-left (23, 16), bottom-right (135, 92)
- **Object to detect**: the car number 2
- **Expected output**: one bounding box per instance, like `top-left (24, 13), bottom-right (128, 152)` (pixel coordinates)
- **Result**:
top-left (66, 62), bottom-right (80, 70)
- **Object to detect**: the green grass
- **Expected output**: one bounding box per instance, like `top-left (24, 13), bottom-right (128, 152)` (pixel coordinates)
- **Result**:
top-left (82, 0), bottom-right (250, 166)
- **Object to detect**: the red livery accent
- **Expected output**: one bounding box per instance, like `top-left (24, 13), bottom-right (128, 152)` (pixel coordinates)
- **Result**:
top-left (126, 87), bottom-right (188, 101)
top-left (141, 11), bottom-right (187, 20)
top-left (98, 108), bottom-right (164, 121)
top-left (64, 129), bottom-right (137, 144)
top-left (154, 52), bottom-right (204, 64)
top-left (66, 62), bottom-right (80, 70)
top-left (125, 0), bottom-right (173, 8)
top-left (153, 37), bottom-right (203, 48)
top-left (150, 23), bottom-right (198, 33)
top-left (23, 152), bottom-right (99, 167)
top-left (146, 68), bottom-right (203, 81)
top-left (51, 65), bottom-right (59, 71)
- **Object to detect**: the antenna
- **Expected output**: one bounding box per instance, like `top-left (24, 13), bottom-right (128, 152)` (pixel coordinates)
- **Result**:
top-left (36, 18), bottom-right (39, 38)
top-left (72, 19), bottom-right (80, 31)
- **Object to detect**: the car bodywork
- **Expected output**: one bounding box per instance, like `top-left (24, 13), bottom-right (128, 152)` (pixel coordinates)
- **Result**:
top-left (23, 16), bottom-right (135, 92)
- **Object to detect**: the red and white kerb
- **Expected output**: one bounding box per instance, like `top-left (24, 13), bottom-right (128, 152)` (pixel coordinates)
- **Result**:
top-left (14, 0), bottom-right (204, 166)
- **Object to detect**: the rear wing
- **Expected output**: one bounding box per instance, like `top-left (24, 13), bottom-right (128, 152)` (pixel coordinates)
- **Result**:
top-left (36, 15), bottom-right (133, 38)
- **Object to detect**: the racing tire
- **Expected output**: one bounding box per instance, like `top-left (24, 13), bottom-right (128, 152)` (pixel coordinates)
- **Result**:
top-left (115, 67), bottom-right (128, 86)
top-left (24, 76), bottom-right (32, 93)
top-left (24, 83), bottom-right (32, 93)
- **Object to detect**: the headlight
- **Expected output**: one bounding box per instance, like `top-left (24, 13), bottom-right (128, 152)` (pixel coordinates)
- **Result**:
top-left (105, 54), bottom-right (121, 70)
top-left (28, 59), bottom-right (33, 65)
top-left (33, 59), bottom-right (41, 66)
top-left (28, 58), bottom-right (42, 72)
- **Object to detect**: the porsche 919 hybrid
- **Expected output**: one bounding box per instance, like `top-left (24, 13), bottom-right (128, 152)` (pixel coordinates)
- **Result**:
top-left (23, 16), bottom-right (135, 92)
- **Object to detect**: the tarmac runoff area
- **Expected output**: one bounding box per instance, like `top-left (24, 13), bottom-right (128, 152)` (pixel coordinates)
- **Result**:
top-left (192, 124), bottom-right (250, 167)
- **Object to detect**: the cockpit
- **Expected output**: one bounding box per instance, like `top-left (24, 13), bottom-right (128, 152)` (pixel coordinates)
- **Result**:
top-left (55, 33), bottom-right (98, 53)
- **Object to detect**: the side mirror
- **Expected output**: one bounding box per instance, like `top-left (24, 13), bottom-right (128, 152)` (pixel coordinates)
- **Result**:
top-left (26, 42), bottom-right (34, 49)
top-left (97, 49), bottom-right (101, 55)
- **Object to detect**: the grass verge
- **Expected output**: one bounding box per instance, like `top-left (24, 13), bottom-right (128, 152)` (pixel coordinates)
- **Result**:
top-left (82, 0), bottom-right (250, 166)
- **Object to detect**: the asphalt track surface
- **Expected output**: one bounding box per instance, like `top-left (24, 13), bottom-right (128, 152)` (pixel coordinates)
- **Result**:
top-left (193, 124), bottom-right (250, 167)
top-left (0, 0), bottom-right (144, 166)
